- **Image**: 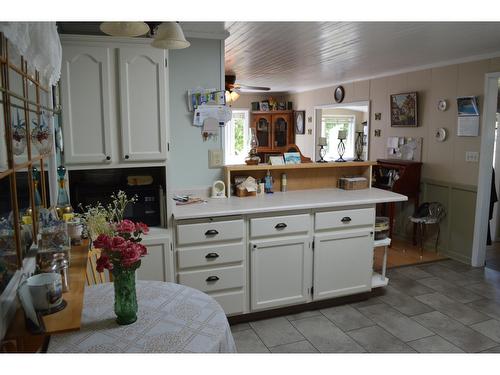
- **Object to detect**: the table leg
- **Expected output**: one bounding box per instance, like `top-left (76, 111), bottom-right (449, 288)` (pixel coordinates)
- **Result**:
top-left (413, 195), bottom-right (419, 246)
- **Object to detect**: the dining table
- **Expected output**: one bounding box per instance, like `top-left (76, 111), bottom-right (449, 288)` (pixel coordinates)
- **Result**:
top-left (47, 280), bottom-right (237, 353)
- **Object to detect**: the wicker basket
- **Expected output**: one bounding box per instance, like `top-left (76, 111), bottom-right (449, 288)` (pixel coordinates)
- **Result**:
top-left (338, 176), bottom-right (368, 190)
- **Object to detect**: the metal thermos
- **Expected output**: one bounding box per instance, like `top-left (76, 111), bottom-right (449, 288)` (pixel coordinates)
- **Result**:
top-left (281, 173), bottom-right (287, 192)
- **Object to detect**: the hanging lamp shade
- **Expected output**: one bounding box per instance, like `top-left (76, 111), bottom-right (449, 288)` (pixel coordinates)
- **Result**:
top-left (151, 22), bottom-right (190, 50)
top-left (100, 22), bottom-right (150, 37)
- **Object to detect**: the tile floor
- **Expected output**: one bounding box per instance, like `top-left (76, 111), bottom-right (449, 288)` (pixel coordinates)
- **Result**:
top-left (231, 260), bottom-right (500, 353)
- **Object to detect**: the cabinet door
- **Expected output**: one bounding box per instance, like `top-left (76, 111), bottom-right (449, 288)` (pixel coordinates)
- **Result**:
top-left (136, 238), bottom-right (173, 282)
top-left (314, 228), bottom-right (373, 300)
top-left (250, 236), bottom-right (311, 311)
top-left (118, 47), bottom-right (167, 162)
top-left (271, 113), bottom-right (292, 148)
top-left (252, 114), bottom-right (272, 150)
top-left (61, 45), bottom-right (113, 164)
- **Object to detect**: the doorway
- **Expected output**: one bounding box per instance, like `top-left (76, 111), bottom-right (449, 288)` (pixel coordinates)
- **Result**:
top-left (472, 73), bottom-right (500, 267)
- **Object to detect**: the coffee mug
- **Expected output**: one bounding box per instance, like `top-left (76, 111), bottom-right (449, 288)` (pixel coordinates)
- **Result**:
top-left (27, 273), bottom-right (63, 311)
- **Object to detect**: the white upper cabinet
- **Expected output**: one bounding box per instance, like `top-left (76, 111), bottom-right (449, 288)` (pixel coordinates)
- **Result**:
top-left (60, 37), bottom-right (169, 167)
top-left (118, 47), bottom-right (167, 162)
top-left (61, 46), bottom-right (113, 164)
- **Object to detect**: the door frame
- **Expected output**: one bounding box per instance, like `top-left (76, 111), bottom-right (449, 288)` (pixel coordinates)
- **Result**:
top-left (471, 72), bottom-right (500, 267)
top-left (312, 101), bottom-right (371, 162)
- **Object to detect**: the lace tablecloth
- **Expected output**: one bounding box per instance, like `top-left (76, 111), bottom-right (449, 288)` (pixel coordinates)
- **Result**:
top-left (47, 281), bottom-right (236, 353)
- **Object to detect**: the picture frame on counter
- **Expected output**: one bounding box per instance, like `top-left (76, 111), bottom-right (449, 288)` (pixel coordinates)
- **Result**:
top-left (269, 155), bottom-right (285, 165)
top-left (260, 101), bottom-right (270, 111)
top-left (284, 152), bottom-right (301, 164)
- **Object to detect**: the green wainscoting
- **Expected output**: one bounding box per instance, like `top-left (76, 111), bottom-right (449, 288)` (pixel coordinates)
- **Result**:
top-left (389, 178), bottom-right (477, 264)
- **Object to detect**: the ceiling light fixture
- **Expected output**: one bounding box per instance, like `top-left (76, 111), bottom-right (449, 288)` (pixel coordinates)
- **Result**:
top-left (99, 22), bottom-right (150, 37)
top-left (151, 22), bottom-right (190, 50)
top-left (225, 90), bottom-right (240, 105)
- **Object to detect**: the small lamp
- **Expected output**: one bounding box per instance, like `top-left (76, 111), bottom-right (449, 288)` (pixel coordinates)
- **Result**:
top-left (317, 137), bottom-right (327, 163)
top-left (336, 130), bottom-right (347, 162)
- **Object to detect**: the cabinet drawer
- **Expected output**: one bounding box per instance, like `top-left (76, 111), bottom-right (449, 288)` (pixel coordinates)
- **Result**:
top-left (176, 219), bottom-right (244, 245)
top-left (250, 214), bottom-right (310, 238)
top-left (315, 208), bottom-right (375, 231)
top-left (177, 265), bottom-right (244, 293)
top-left (177, 242), bottom-right (244, 269)
top-left (210, 290), bottom-right (245, 315)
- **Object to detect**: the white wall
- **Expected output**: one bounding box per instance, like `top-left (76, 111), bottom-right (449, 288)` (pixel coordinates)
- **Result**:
top-left (169, 38), bottom-right (224, 190)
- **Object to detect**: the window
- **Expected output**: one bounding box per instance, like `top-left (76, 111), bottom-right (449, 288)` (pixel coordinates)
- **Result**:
top-left (224, 109), bottom-right (250, 165)
top-left (321, 115), bottom-right (355, 161)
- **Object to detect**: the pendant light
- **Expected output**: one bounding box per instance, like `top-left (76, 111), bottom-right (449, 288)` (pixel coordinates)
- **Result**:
top-left (151, 22), bottom-right (190, 50)
top-left (100, 22), bottom-right (150, 37)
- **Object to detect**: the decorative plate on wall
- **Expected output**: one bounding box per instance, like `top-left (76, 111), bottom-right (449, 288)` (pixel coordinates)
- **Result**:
top-left (435, 127), bottom-right (447, 142)
top-left (334, 86), bottom-right (345, 103)
top-left (438, 99), bottom-right (448, 112)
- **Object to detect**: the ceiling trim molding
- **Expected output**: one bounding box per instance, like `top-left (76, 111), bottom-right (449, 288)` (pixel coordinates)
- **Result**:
top-left (288, 49), bottom-right (500, 94)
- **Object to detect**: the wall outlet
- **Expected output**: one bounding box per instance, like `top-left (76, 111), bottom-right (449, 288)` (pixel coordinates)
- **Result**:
top-left (209, 149), bottom-right (223, 168)
top-left (465, 151), bottom-right (479, 162)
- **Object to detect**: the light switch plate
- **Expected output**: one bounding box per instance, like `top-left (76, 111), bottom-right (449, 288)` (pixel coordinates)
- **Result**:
top-left (465, 151), bottom-right (479, 162)
top-left (209, 149), bottom-right (223, 168)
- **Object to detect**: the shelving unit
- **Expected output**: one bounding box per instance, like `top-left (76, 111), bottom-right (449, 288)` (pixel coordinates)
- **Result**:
top-left (224, 161), bottom-right (375, 197)
top-left (372, 237), bottom-right (391, 288)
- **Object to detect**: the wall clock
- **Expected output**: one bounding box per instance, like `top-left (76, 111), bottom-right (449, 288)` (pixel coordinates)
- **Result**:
top-left (438, 99), bottom-right (448, 112)
top-left (334, 86), bottom-right (345, 103)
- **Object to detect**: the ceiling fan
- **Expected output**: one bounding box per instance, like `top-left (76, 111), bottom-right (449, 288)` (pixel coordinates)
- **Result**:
top-left (225, 74), bottom-right (270, 92)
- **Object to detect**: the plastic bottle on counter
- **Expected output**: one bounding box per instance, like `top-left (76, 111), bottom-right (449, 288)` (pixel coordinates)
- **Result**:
top-left (281, 173), bottom-right (287, 192)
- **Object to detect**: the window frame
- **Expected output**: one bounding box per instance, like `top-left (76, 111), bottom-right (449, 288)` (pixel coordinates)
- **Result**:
top-left (224, 108), bottom-right (250, 165)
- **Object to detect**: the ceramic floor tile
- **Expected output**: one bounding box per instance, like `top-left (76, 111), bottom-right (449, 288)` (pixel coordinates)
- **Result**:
top-left (439, 259), bottom-right (474, 273)
top-left (412, 311), bottom-right (497, 353)
top-left (479, 346), bottom-right (500, 353)
top-left (232, 329), bottom-right (270, 353)
top-left (392, 266), bottom-right (434, 280)
top-left (349, 297), bottom-right (383, 309)
top-left (347, 325), bottom-right (415, 353)
top-left (464, 268), bottom-right (500, 285)
top-left (467, 298), bottom-right (500, 321)
top-left (417, 277), bottom-right (483, 303)
top-left (291, 315), bottom-right (365, 353)
top-left (358, 303), bottom-right (433, 342)
top-left (406, 335), bottom-right (464, 353)
top-left (417, 264), bottom-right (470, 286)
top-left (386, 273), bottom-right (434, 297)
top-left (470, 319), bottom-right (500, 343)
top-left (249, 317), bottom-right (304, 347)
top-left (269, 340), bottom-right (319, 353)
top-left (377, 285), bottom-right (434, 316)
top-left (320, 305), bottom-right (374, 332)
top-left (285, 310), bottom-right (322, 321)
top-left (465, 282), bottom-right (500, 301)
top-left (230, 323), bottom-right (252, 333)
top-left (415, 292), bottom-right (489, 325)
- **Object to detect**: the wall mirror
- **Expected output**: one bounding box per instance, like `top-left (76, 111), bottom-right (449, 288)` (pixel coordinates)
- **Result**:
top-left (314, 101), bottom-right (370, 162)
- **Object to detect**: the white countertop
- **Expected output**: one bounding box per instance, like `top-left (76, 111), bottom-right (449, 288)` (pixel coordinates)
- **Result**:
top-left (172, 188), bottom-right (407, 220)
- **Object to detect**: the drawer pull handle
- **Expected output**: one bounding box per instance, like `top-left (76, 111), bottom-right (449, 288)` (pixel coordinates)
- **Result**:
top-left (275, 223), bottom-right (287, 229)
top-left (341, 217), bottom-right (352, 223)
top-left (206, 276), bottom-right (219, 282)
top-left (205, 252), bottom-right (219, 259)
top-left (205, 229), bottom-right (219, 236)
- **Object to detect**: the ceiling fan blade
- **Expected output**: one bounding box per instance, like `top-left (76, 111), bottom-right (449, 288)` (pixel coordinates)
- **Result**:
top-left (234, 83), bottom-right (271, 91)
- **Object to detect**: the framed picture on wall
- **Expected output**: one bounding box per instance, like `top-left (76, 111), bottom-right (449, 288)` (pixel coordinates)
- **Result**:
top-left (390, 92), bottom-right (418, 127)
top-left (293, 110), bottom-right (306, 135)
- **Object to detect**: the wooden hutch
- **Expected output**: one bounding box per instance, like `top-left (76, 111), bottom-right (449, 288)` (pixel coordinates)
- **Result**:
top-left (251, 110), bottom-right (295, 161)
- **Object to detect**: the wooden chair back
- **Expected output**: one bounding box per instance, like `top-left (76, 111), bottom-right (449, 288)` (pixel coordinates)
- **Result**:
top-left (86, 248), bottom-right (113, 285)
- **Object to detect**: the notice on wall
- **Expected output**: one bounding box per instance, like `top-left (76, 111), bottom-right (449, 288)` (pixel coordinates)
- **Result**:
top-left (457, 96), bottom-right (480, 137)
top-left (193, 105), bottom-right (232, 127)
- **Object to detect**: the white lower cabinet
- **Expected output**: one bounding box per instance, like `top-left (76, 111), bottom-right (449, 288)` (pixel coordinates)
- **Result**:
top-left (250, 236), bottom-right (312, 311)
top-left (136, 231), bottom-right (174, 282)
top-left (175, 217), bottom-right (246, 316)
top-left (313, 228), bottom-right (373, 300)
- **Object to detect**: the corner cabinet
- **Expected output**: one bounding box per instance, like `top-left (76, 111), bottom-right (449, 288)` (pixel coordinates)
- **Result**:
top-left (136, 230), bottom-right (173, 282)
top-left (60, 37), bottom-right (169, 167)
